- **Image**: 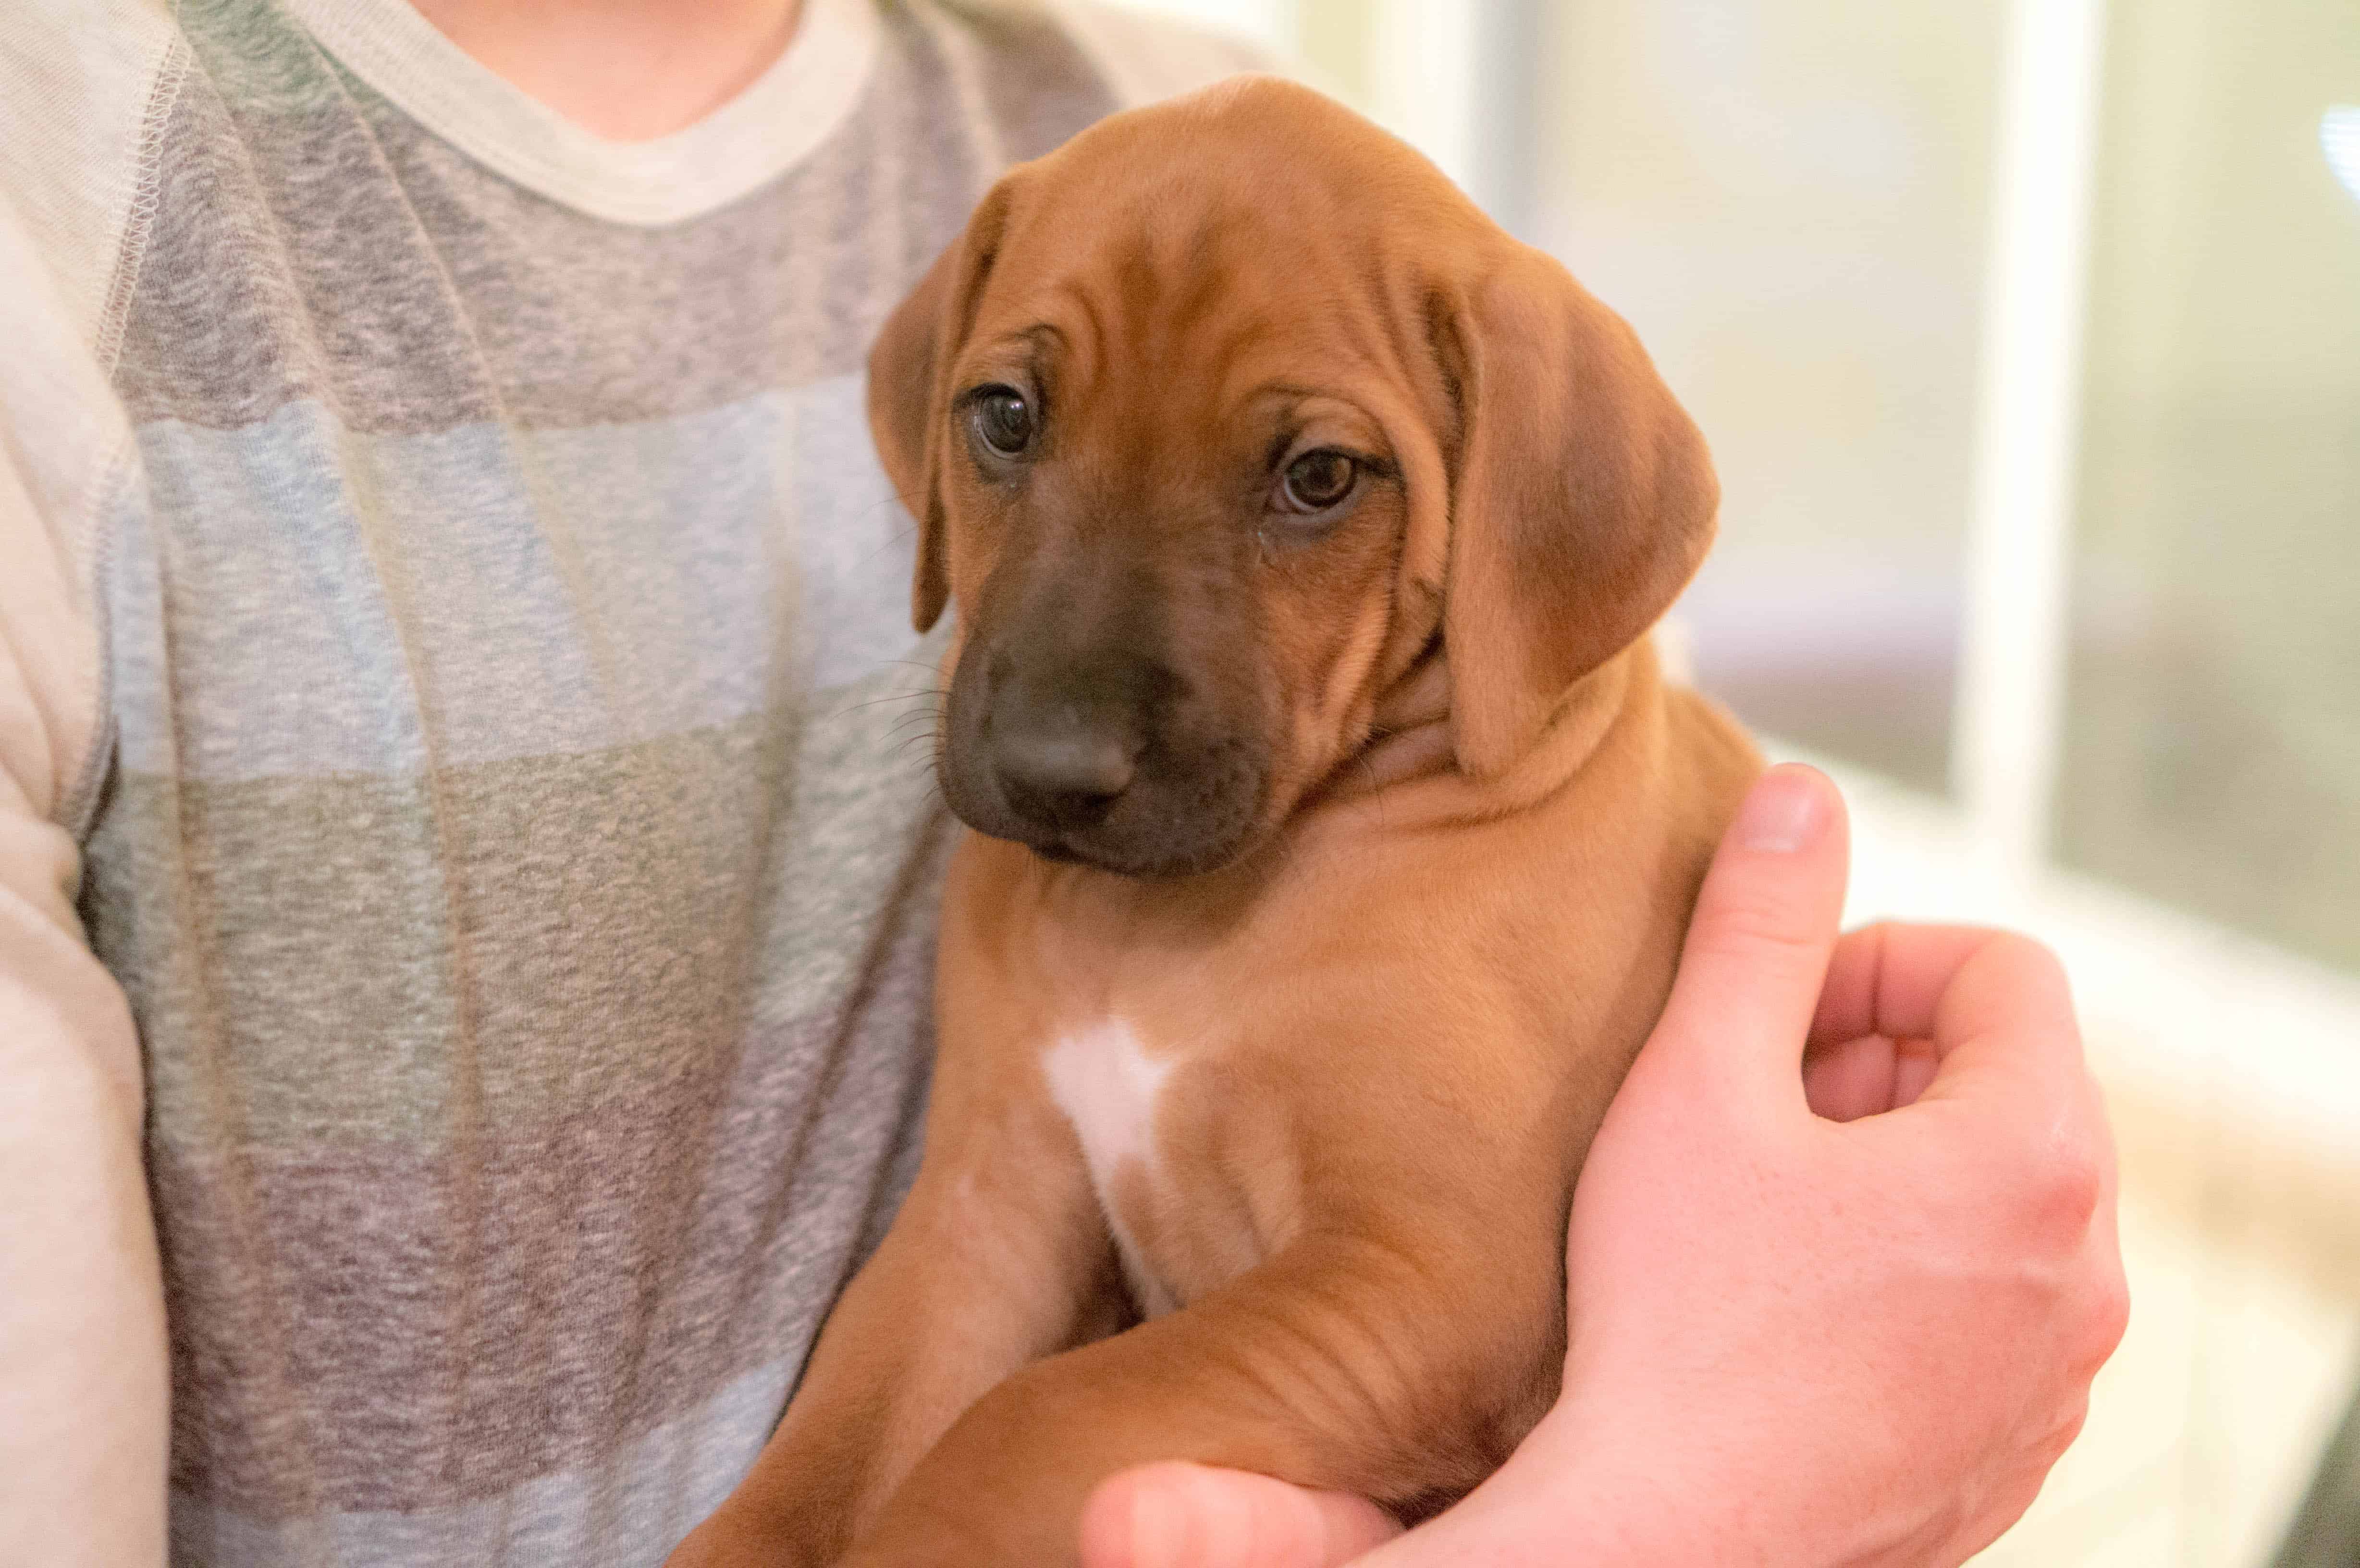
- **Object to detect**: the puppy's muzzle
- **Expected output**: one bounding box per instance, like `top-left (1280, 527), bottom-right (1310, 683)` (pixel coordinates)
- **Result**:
top-left (942, 618), bottom-right (1269, 877)
top-left (985, 660), bottom-right (1150, 832)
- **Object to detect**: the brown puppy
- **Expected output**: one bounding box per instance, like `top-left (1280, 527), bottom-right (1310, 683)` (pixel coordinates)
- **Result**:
top-left (670, 76), bottom-right (1760, 1568)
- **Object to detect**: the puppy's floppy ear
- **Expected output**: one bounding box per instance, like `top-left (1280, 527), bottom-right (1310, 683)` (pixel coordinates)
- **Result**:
top-left (1438, 246), bottom-right (1719, 775)
top-left (867, 183), bottom-right (1015, 634)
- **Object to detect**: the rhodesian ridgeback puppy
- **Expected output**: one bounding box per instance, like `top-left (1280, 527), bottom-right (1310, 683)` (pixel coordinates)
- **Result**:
top-left (671, 76), bottom-right (1760, 1568)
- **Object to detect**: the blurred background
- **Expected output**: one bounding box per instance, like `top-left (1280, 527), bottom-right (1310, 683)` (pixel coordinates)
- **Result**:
top-left (1123, 0), bottom-right (2360, 1562)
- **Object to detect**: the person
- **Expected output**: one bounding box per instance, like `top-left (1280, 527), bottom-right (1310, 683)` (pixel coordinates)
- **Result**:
top-left (0, 2), bottom-right (2124, 1564)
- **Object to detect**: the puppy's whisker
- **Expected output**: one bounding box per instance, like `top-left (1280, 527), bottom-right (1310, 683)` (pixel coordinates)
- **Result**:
top-left (834, 691), bottom-right (946, 719)
top-left (889, 729), bottom-right (945, 760)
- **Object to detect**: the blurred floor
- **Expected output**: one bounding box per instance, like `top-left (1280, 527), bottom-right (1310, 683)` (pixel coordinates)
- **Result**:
top-left (2275, 1370), bottom-right (2360, 1566)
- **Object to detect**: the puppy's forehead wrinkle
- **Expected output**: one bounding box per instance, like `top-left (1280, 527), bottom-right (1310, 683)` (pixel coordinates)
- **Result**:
top-left (1009, 319), bottom-right (1080, 404)
top-left (988, 152), bottom-right (1458, 421)
top-left (1008, 249), bottom-right (1415, 442)
top-left (1095, 224), bottom-right (1264, 357)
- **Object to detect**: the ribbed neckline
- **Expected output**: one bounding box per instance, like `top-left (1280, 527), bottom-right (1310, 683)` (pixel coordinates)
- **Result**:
top-left (284, 0), bottom-right (881, 227)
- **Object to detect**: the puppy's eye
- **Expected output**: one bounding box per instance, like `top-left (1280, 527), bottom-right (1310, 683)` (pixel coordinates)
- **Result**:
top-left (1278, 450), bottom-right (1358, 514)
top-left (970, 387), bottom-right (1036, 457)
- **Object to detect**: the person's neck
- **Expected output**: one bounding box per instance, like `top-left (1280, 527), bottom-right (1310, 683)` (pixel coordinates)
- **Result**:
top-left (411, 0), bottom-right (808, 141)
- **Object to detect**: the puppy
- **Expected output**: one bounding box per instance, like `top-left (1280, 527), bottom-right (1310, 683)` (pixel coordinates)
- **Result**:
top-left (671, 76), bottom-right (1760, 1568)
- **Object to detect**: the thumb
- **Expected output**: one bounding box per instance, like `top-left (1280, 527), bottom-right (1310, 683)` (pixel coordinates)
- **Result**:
top-left (1641, 763), bottom-right (1849, 1106)
top-left (1079, 1464), bottom-right (1402, 1568)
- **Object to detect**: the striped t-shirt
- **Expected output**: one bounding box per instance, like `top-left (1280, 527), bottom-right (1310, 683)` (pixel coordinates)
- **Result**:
top-left (0, 3), bottom-right (1263, 1563)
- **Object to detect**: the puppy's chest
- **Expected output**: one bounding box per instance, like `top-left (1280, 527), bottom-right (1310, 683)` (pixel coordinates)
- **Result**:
top-left (1039, 1018), bottom-right (1289, 1319)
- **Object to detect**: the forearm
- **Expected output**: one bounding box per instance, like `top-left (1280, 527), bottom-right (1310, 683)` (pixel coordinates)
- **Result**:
top-left (0, 410), bottom-right (171, 1562)
top-left (0, 818), bottom-right (170, 1567)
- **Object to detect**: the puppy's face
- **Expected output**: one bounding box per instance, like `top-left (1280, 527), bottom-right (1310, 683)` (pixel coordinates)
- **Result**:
top-left (926, 230), bottom-right (1424, 876)
top-left (870, 80), bottom-right (1719, 878)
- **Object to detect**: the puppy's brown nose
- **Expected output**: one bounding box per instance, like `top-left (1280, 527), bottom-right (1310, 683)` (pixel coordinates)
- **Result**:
top-left (990, 707), bottom-right (1139, 826)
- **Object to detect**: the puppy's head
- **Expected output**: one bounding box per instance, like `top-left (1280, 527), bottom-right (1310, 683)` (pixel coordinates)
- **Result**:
top-left (870, 78), bottom-right (1717, 878)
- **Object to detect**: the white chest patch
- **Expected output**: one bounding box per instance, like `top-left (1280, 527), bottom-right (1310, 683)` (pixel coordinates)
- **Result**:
top-left (1042, 1019), bottom-right (1180, 1317)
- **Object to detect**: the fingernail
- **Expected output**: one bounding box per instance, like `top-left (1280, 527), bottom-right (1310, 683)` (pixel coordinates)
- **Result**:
top-left (1735, 766), bottom-right (1826, 853)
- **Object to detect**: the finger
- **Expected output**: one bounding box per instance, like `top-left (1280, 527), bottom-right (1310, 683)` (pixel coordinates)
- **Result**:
top-left (1800, 1030), bottom-right (1942, 1118)
top-left (1809, 922), bottom-right (2008, 1054)
top-left (1814, 924), bottom-right (2080, 1090)
top-left (1815, 924), bottom-right (2097, 1217)
top-left (1867, 942), bottom-right (2110, 1251)
top-left (1912, 931), bottom-right (2085, 1116)
top-left (1801, 1031), bottom-right (1894, 1120)
top-left (1891, 1035), bottom-right (1941, 1107)
top-left (1645, 764), bottom-right (1849, 1104)
top-left (1079, 1463), bottom-right (1402, 1568)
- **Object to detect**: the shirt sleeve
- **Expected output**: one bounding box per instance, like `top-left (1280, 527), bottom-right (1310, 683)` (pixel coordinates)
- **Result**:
top-left (0, 514), bottom-right (168, 1566)
top-left (0, 13), bottom-right (176, 1557)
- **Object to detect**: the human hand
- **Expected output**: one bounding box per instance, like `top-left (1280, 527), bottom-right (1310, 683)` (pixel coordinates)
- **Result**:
top-left (1078, 763), bottom-right (2129, 1568)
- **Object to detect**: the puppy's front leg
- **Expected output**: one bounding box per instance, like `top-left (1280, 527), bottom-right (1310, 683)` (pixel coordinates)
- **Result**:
top-left (666, 1088), bottom-right (1119, 1568)
top-left (839, 1228), bottom-right (1561, 1568)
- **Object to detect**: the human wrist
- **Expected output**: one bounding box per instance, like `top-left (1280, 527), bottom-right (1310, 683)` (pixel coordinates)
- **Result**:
top-left (1468, 1402), bottom-right (1721, 1566)
top-left (1479, 1397), bottom-right (1894, 1568)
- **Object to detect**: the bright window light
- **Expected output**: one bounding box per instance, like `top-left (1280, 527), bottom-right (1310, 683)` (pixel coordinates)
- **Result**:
top-left (2327, 105), bottom-right (2360, 205)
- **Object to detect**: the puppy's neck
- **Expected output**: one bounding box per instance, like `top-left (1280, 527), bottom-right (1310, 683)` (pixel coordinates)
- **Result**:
top-left (1334, 647), bottom-right (1457, 796)
top-left (1315, 639), bottom-right (1655, 816)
